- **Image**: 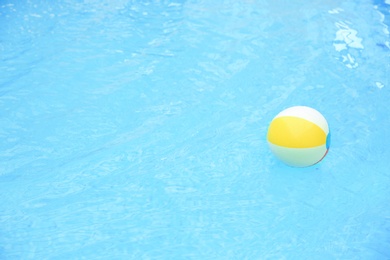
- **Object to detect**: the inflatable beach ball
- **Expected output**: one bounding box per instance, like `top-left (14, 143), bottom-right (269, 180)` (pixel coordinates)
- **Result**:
top-left (267, 106), bottom-right (330, 167)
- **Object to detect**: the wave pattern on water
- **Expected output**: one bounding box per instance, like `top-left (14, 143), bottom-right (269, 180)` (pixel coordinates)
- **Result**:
top-left (0, 0), bottom-right (390, 259)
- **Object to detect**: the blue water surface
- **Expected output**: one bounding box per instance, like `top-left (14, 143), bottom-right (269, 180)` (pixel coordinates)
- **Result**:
top-left (1, 0), bottom-right (390, 259)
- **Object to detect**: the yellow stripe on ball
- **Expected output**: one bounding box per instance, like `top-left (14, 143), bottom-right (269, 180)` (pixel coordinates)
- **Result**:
top-left (267, 116), bottom-right (326, 148)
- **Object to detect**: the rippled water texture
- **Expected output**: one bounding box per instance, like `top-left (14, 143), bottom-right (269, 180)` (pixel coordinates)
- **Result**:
top-left (1, 0), bottom-right (390, 259)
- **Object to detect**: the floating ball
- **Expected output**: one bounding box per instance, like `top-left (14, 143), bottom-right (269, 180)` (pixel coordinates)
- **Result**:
top-left (267, 106), bottom-right (330, 167)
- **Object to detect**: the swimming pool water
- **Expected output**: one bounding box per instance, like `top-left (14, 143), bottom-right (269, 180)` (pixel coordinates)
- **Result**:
top-left (1, 0), bottom-right (390, 259)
